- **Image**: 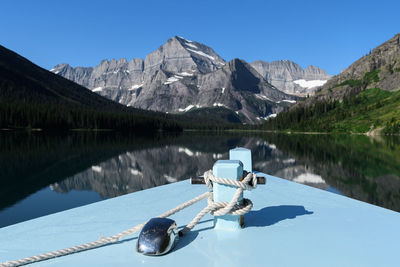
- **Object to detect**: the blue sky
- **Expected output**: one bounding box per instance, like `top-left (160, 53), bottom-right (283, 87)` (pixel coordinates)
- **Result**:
top-left (1, 0), bottom-right (399, 75)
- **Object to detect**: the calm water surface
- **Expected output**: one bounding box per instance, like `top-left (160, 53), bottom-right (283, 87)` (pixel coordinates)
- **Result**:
top-left (1, 131), bottom-right (399, 227)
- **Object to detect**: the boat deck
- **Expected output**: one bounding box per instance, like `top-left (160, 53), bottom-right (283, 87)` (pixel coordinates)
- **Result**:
top-left (1, 172), bottom-right (399, 267)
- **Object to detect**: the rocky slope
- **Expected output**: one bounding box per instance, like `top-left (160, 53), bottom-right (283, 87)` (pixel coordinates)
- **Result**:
top-left (250, 60), bottom-right (331, 96)
top-left (51, 36), bottom-right (300, 123)
top-left (263, 33), bottom-right (400, 134)
top-left (307, 33), bottom-right (400, 105)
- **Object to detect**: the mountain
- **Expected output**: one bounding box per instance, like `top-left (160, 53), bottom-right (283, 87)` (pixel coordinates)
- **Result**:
top-left (51, 36), bottom-right (300, 122)
top-left (250, 60), bottom-right (332, 96)
top-left (321, 34), bottom-right (400, 95)
top-left (51, 36), bottom-right (227, 109)
top-left (0, 44), bottom-right (181, 131)
top-left (263, 33), bottom-right (400, 134)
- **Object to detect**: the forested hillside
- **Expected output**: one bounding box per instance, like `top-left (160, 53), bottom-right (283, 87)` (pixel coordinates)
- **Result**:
top-left (0, 45), bottom-right (177, 131)
top-left (263, 34), bottom-right (400, 134)
top-left (263, 87), bottom-right (400, 134)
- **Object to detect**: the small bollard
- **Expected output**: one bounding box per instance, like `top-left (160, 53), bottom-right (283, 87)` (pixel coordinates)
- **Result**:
top-left (190, 147), bottom-right (265, 231)
top-left (212, 160), bottom-right (244, 230)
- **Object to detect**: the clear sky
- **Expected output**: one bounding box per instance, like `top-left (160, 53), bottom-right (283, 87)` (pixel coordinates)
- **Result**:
top-left (1, 0), bottom-right (399, 75)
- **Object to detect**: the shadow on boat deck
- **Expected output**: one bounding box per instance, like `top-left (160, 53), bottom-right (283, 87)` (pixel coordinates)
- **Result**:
top-left (175, 206), bottom-right (314, 251)
top-left (244, 205), bottom-right (313, 227)
top-left (174, 219), bottom-right (213, 252)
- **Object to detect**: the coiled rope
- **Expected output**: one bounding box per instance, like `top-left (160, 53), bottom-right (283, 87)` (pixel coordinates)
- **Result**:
top-left (1, 171), bottom-right (257, 267)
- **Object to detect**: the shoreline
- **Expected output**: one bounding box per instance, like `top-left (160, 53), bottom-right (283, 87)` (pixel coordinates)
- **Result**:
top-left (1, 128), bottom-right (399, 136)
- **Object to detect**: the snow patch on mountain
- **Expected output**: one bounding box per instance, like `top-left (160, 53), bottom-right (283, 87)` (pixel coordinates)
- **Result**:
top-left (50, 68), bottom-right (61, 74)
top-left (255, 94), bottom-right (275, 102)
top-left (213, 103), bottom-right (228, 108)
top-left (129, 84), bottom-right (143, 90)
top-left (293, 79), bottom-right (327, 89)
top-left (178, 104), bottom-right (201, 112)
top-left (279, 99), bottom-right (297, 103)
top-left (185, 43), bottom-right (198, 49)
top-left (187, 48), bottom-right (215, 61)
top-left (177, 36), bottom-right (192, 42)
top-left (178, 72), bottom-right (193, 76)
top-left (164, 75), bottom-right (183, 85)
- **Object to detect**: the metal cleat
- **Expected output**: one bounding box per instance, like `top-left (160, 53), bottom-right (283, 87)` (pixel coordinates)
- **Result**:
top-left (136, 218), bottom-right (179, 256)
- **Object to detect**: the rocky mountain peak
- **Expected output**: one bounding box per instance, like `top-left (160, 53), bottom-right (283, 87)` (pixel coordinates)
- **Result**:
top-left (50, 63), bottom-right (71, 74)
top-left (174, 36), bottom-right (225, 68)
top-left (143, 36), bottom-right (225, 75)
top-left (227, 58), bottom-right (248, 69)
top-left (50, 36), bottom-right (304, 123)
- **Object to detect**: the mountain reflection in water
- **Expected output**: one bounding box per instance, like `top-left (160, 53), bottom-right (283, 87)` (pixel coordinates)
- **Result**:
top-left (1, 132), bottom-right (399, 227)
top-left (51, 147), bottom-right (221, 198)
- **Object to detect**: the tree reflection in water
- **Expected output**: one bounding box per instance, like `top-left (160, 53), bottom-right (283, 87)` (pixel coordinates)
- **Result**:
top-left (1, 131), bottom-right (399, 227)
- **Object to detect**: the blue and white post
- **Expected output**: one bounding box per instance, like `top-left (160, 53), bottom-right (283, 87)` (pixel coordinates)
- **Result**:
top-left (212, 147), bottom-right (252, 230)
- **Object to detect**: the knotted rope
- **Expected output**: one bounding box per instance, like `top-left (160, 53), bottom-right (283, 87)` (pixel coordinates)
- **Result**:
top-left (180, 170), bottom-right (257, 234)
top-left (1, 171), bottom-right (257, 267)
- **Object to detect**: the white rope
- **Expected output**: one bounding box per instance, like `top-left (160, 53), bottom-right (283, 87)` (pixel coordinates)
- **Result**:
top-left (1, 170), bottom-right (258, 267)
top-left (180, 170), bottom-right (257, 234)
top-left (0, 192), bottom-right (210, 267)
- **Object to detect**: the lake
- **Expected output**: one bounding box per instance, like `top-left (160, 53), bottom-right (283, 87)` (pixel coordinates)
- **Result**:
top-left (1, 131), bottom-right (399, 228)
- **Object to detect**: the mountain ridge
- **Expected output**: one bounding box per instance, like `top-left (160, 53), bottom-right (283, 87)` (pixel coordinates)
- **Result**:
top-left (51, 36), bottom-right (331, 122)
top-left (250, 60), bottom-right (331, 96)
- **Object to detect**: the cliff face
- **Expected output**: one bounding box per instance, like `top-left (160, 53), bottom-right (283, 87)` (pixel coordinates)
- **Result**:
top-left (51, 36), bottom-right (303, 122)
top-left (250, 60), bottom-right (332, 96)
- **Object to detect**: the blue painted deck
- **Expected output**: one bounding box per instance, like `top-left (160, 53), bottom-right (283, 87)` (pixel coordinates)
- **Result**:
top-left (1, 173), bottom-right (399, 267)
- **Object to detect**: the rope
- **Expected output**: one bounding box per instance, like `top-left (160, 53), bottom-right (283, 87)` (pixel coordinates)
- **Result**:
top-left (1, 171), bottom-right (258, 267)
top-left (180, 170), bottom-right (257, 234)
top-left (0, 192), bottom-right (210, 267)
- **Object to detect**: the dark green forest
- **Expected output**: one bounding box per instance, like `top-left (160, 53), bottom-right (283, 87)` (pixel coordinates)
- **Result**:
top-left (0, 101), bottom-right (183, 131)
